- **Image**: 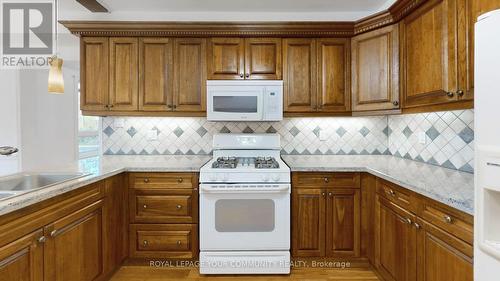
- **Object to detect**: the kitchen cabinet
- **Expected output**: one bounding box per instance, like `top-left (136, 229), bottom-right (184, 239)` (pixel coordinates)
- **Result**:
top-left (44, 200), bottom-right (104, 281)
top-left (317, 38), bottom-right (351, 113)
top-left (128, 173), bottom-right (199, 259)
top-left (351, 24), bottom-right (400, 113)
top-left (173, 38), bottom-right (207, 112)
top-left (81, 37), bottom-right (109, 111)
top-left (376, 196), bottom-right (417, 281)
top-left (400, 0), bottom-right (472, 112)
top-left (291, 172), bottom-right (360, 258)
top-left (139, 38), bottom-right (173, 111)
top-left (109, 37), bottom-right (139, 111)
top-left (208, 38), bottom-right (282, 80)
top-left (0, 229), bottom-right (44, 281)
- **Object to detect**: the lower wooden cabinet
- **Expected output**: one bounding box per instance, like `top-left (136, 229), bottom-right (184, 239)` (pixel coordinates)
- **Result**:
top-left (0, 229), bottom-right (44, 281)
top-left (292, 179), bottom-right (360, 258)
top-left (44, 200), bottom-right (104, 281)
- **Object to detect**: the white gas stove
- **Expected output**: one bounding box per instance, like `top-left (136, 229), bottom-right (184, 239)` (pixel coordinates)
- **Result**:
top-left (199, 134), bottom-right (291, 275)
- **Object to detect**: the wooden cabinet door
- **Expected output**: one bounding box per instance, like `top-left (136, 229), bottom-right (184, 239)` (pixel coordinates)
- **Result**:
top-left (416, 219), bottom-right (472, 281)
top-left (326, 189), bottom-right (360, 257)
top-left (244, 38), bottom-right (282, 80)
top-left (377, 197), bottom-right (417, 281)
top-left (317, 38), bottom-right (350, 112)
top-left (102, 175), bottom-right (128, 277)
top-left (139, 38), bottom-right (173, 111)
top-left (292, 188), bottom-right (325, 257)
top-left (352, 25), bottom-right (400, 112)
top-left (81, 37), bottom-right (109, 111)
top-left (401, 0), bottom-right (459, 108)
top-left (208, 38), bottom-right (245, 80)
top-left (0, 229), bottom-right (44, 281)
top-left (44, 200), bottom-right (104, 281)
top-left (283, 38), bottom-right (317, 112)
top-left (173, 38), bottom-right (207, 112)
top-left (109, 37), bottom-right (139, 111)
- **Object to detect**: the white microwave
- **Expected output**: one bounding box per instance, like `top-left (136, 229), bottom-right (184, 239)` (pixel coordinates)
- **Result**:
top-left (206, 80), bottom-right (283, 121)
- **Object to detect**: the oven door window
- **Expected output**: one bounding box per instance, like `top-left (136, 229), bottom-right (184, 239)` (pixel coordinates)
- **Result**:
top-left (213, 96), bottom-right (258, 113)
top-left (215, 199), bottom-right (275, 232)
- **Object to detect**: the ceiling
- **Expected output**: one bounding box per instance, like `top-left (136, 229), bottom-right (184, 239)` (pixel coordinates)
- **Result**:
top-left (94, 0), bottom-right (392, 13)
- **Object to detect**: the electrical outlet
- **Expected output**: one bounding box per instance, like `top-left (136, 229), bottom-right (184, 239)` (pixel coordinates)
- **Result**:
top-left (147, 129), bottom-right (158, 141)
top-left (114, 118), bottom-right (125, 128)
top-left (418, 132), bottom-right (427, 144)
top-left (319, 130), bottom-right (328, 141)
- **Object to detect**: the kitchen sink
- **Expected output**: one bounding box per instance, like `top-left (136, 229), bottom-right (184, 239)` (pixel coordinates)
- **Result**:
top-left (0, 173), bottom-right (89, 200)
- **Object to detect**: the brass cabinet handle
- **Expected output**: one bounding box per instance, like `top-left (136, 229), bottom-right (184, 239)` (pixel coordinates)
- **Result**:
top-left (405, 218), bottom-right (412, 225)
top-left (393, 101), bottom-right (399, 106)
top-left (443, 215), bottom-right (453, 224)
top-left (324, 177), bottom-right (329, 183)
top-left (143, 204), bottom-right (147, 209)
top-left (321, 192), bottom-right (326, 197)
top-left (457, 90), bottom-right (464, 97)
top-left (239, 73), bottom-right (244, 78)
top-left (176, 204), bottom-right (182, 209)
top-left (177, 240), bottom-right (182, 246)
top-left (245, 73), bottom-right (250, 78)
top-left (143, 178), bottom-right (150, 183)
top-left (387, 189), bottom-right (396, 197)
top-left (173, 105), bottom-right (177, 109)
top-left (328, 192), bottom-right (333, 197)
top-left (37, 236), bottom-right (47, 244)
top-left (414, 222), bottom-right (421, 229)
top-left (167, 104), bottom-right (173, 109)
top-left (447, 92), bottom-right (455, 98)
top-left (50, 230), bottom-right (57, 237)
top-left (143, 240), bottom-right (148, 246)
top-left (177, 178), bottom-right (184, 183)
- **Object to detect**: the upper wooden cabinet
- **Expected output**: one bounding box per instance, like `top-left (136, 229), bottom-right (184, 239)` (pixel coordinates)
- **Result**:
top-left (139, 38), bottom-right (173, 111)
top-left (109, 37), bottom-right (139, 111)
top-left (351, 24), bottom-right (400, 113)
top-left (173, 38), bottom-right (207, 112)
top-left (317, 38), bottom-right (351, 113)
top-left (81, 37), bottom-right (109, 111)
top-left (400, 0), bottom-right (471, 112)
top-left (208, 38), bottom-right (282, 80)
top-left (284, 38), bottom-right (350, 114)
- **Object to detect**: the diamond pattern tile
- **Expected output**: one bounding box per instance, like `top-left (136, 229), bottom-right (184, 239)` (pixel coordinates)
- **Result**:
top-left (458, 126), bottom-right (474, 144)
top-left (126, 127), bottom-right (137, 137)
top-left (402, 126), bottom-right (413, 138)
top-left (426, 126), bottom-right (440, 141)
top-left (289, 126), bottom-right (300, 137)
top-left (173, 127), bottom-right (184, 137)
top-left (359, 126), bottom-right (370, 137)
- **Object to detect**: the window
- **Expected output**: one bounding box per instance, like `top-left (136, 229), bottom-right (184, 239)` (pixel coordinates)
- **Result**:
top-left (77, 83), bottom-right (101, 159)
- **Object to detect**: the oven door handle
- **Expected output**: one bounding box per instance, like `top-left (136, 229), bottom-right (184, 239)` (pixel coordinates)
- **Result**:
top-left (200, 185), bottom-right (290, 194)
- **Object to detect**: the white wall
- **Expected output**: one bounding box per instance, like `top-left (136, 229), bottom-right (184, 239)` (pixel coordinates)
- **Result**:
top-left (0, 70), bottom-right (21, 176)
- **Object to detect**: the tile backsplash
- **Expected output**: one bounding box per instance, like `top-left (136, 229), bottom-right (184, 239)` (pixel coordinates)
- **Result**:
top-left (102, 109), bottom-right (475, 173)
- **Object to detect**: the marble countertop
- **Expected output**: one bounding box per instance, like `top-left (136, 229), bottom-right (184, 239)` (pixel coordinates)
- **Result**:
top-left (282, 155), bottom-right (474, 215)
top-left (0, 155), bottom-right (474, 216)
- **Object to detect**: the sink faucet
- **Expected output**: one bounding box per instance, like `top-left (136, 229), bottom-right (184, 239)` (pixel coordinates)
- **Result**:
top-left (0, 146), bottom-right (19, 156)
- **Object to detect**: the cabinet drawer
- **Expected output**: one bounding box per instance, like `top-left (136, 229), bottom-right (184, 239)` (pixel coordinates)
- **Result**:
top-left (130, 189), bottom-right (198, 223)
top-left (130, 224), bottom-right (198, 259)
top-left (131, 173), bottom-right (197, 189)
top-left (376, 179), bottom-right (416, 212)
top-left (421, 201), bottom-right (473, 244)
top-left (292, 172), bottom-right (360, 188)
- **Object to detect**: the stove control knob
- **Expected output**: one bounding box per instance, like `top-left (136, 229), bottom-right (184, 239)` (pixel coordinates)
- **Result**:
top-left (262, 174), bottom-right (270, 182)
top-left (272, 175), bottom-right (280, 182)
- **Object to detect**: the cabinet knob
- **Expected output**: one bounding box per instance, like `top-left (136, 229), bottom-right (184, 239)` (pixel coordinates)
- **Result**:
top-left (167, 104), bottom-right (173, 109)
top-left (37, 236), bottom-right (46, 244)
top-left (414, 222), bottom-right (421, 229)
top-left (239, 73), bottom-right (244, 78)
top-left (392, 101), bottom-right (399, 106)
top-left (50, 230), bottom-right (57, 237)
top-left (177, 240), bottom-right (182, 246)
top-left (328, 192), bottom-right (333, 197)
top-left (143, 178), bottom-right (150, 183)
top-left (143, 204), bottom-right (147, 209)
top-left (387, 189), bottom-right (396, 197)
top-left (177, 178), bottom-right (183, 183)
top-left (405, 218), bottom-right (412, 225)
top-left (245, 73), bottom-right (250, 78)
top-left (173, 105), bottom-right (177, 109)
top-left (457, 90), bottom-right (464, 97)
top-left (443, 215), bottom-right (453, 224)
top-left (176, 204), bottom-right (183, 209)
top-left (143, 240), bottom-right (148, 246)
top-left (324, 177), bottom-right (329, 183)
top-left (321, 192), bottom-right (326, 197)
top-left (446, 92), bottom-right (455, 98)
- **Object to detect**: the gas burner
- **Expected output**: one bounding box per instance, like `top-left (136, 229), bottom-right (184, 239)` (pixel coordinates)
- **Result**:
top-left (212, 157), bottom-right (239, 169)
top-left (255, 157), bottom-right (279, 169)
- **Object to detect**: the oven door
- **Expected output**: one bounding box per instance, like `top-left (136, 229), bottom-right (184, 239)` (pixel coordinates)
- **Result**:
top-left (207, 87), bottom-right (263, 121)
top-left (200, 184), bottom-right (290, 251)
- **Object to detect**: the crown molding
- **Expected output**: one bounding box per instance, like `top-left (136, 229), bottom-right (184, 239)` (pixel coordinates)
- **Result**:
top-left (61, 0), bottom-right (429, 37)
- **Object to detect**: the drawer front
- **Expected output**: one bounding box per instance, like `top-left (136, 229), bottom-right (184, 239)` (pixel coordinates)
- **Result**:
top-left (376, 180), bottom-right (415, 212)
top-left (130, 189), bottom-right (198, 223)
top-left (292, 172), bottom-right (360, 188)
top-left (421, 201), bottom-right (473, 244)
top-left (131, 173), bottom-right (197, 189)
top-left (130, 224), bottom-right (198, 259)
